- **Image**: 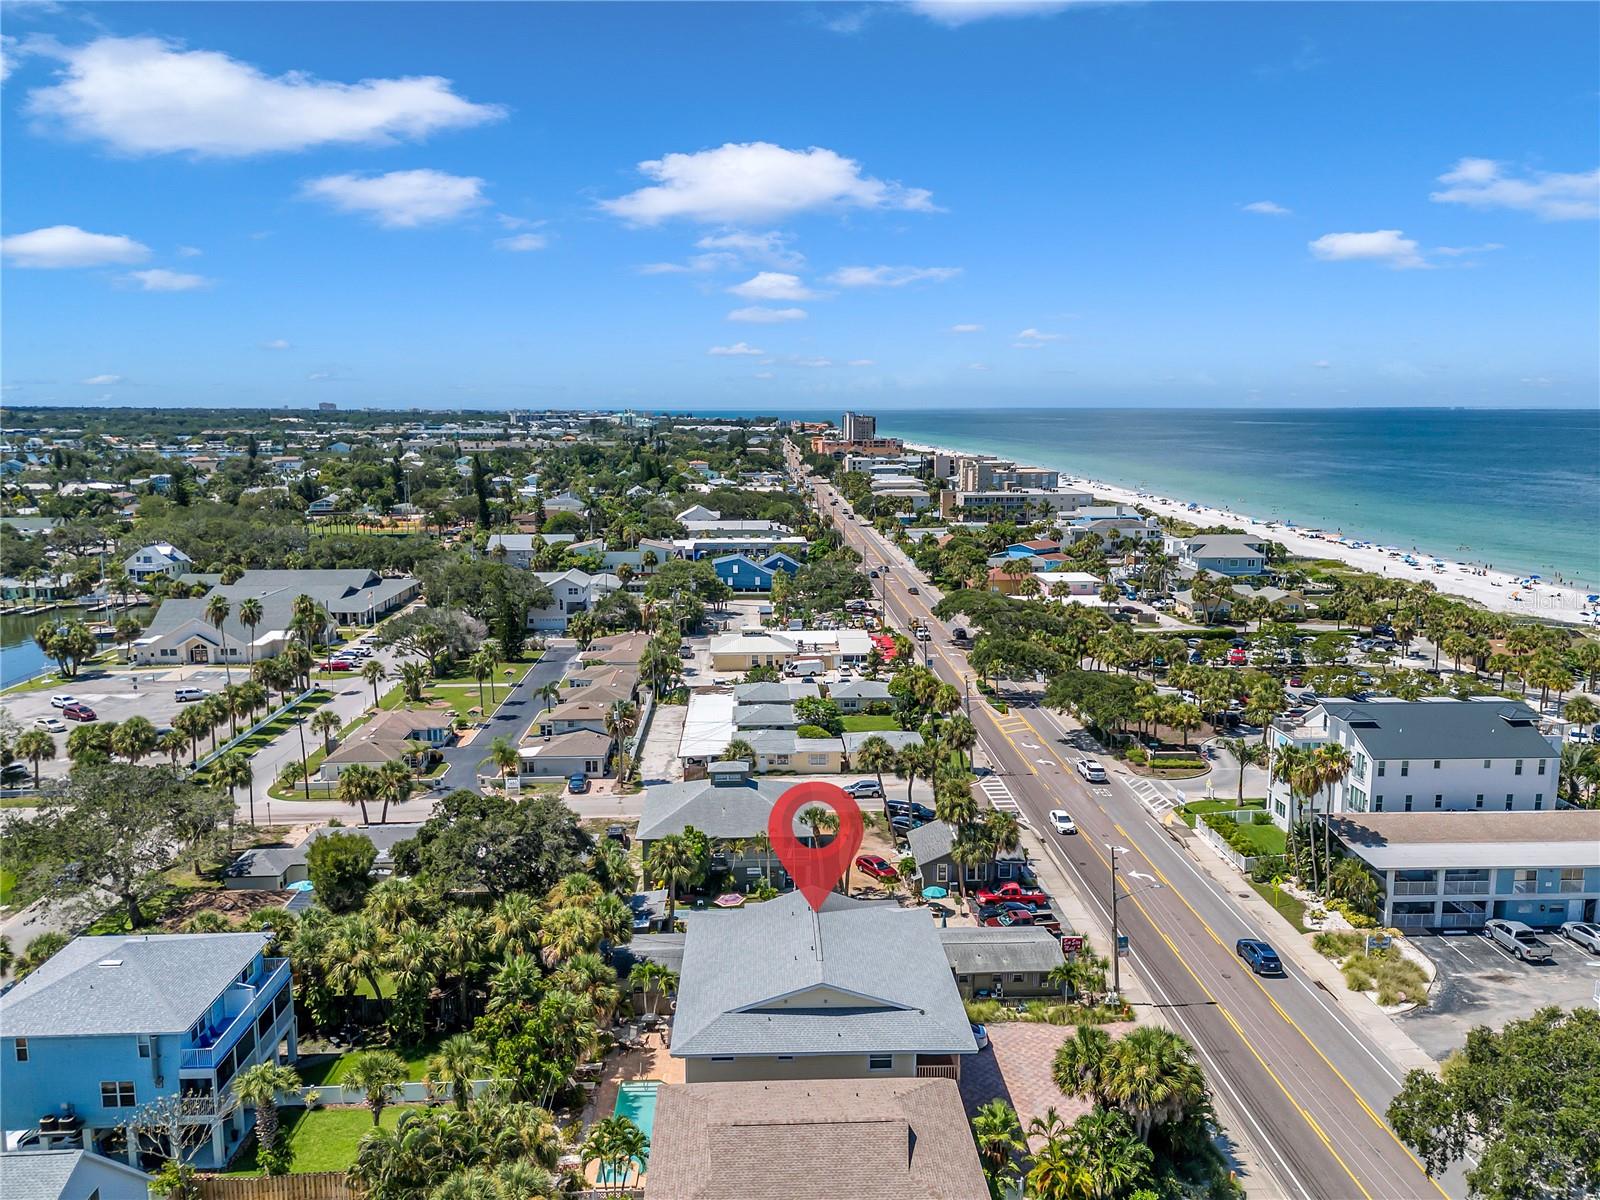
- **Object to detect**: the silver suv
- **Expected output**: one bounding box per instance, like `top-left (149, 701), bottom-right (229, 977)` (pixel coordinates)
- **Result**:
top-left (1484, 919), bottom-right (1554, 962)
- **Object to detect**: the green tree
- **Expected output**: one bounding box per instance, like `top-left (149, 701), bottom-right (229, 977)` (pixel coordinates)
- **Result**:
top-left (237, 597), bottom-right (264, 666)
top-left (14, 728), bottom-right (55, 788)
top-left (582, 1114), bottom-right (649, 1195)
top-left (206, 593), bottom-right (234, 683)
top-left (214, 750), bottom-right (255, 827)
top-left (425, 1034), bottom-right (486, 1112)
top-left (347, 1049), bottom-right (408, 1126)
top-left (970, 1098), bottom-right (1025, 1187)
top-left (644, 833), bottom-right (699, 927)
top-left (232, 1062), bottom-right (303, 1176)
top-left (362, 658), bottom-right (388, 707)
top-left (306, 831), bottom-right (378, 912)
top-left (337, 762), bottom-right (380, 825)
top-left (852, 734), bottom-right (896, 793)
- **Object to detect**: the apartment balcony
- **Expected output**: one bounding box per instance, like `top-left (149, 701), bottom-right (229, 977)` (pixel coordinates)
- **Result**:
top-left (1442, 881), bottom-right (1490, 896)
top-left (1392, 881), bottom-right (1437, 897)
top-left (180, 957), bottom-right (290, 1070)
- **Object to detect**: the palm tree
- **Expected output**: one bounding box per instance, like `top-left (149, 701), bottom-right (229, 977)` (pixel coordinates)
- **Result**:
top-left (14, 729), bottom-right (55, 788)
top-left (362, 658), bottom-right (388, 708)
top-left (290, 593), bottom-right (325, 651)
top-left (949, 826), bottom-right (990, 910)
top-left (489, 893), bottom-right (543, 958)
top-left (720, 738), bottom-right (756, 769)
top-left (1062, 1107), bottom-right (1155, 1198)
top-left (232, 1062), bottom-right (302, 1174)
top-left (436, 906), bottom-right (486, 1025)
top-left (852, 734), bottom-right (896, 793)
top-left (1312, 741), bottom-right (1352, 896)
top-left (1221, 737), bottom-right (1267, 806)
top-left (375, 759), bottom-right (413, 825)
top-left (583, 1115), bottom-right (649, 1195)
top-left (345, 1049), bottom-right (407, 1126)
top-left (605, 700), bottom-right (639, 783)
top-left (1052, 1023), bottom-right (1115, 1107)
top-left (206, 594), bottom-right (233, 683)
top-left (401, 661), bottom-right (429, 702)
top-left (310, 709), bottom-right (342, 754)
top-left (970, 1098), bottom-right (1025, 1186)
top-left (1564, 694), bottom-right (1598, 741)
top-left (628, 961), bottom-right (677, 1016)
top-left (644, 834), bottom-right (697, 927)
top-left (336, 763), bottom-right (379, 825)
top-left (942, 713), bottom-right (977, 767)
top-left (237, 597), bottom-right (263, 667)
top-left (468, 648), bottom-right (495, 713)
top-left (425, 1034), bottom-right (485, 1112)
top-left (536, 681), bottom-right (562, 714)
top-left (1100, 1025), bottom-right (1207, 1143)
top-left (215, 751), bottom-right (256, 827)
top-left (481, 736), bottom-right (519, 783)
top-left (16, 932), bottom-right (68, 978)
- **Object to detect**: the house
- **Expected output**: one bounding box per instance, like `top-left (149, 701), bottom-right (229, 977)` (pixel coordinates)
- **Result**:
top-left (708, 630), bottom-right (802, 673)
top-left (483, 532), bottom-right (575, 569)
top-left (732, 703), bottom-right (799, 731)
top-left (643, 1078), bottom-right (988, 1200)
top-left (317, 709), bottom-right (454, 781)
top-left (711, 554), bottom-right (777, 592)
top-left (527, 569), bottom-right (621, 632)
top-left (1057, 507), bottom-right (1163, 548)
top-left (637, 763), bottom-right (794, 883)
top-left (829, 680), bottom-right (893, 715)
top-left (122, 543), bottom-right (192, 583)
top-left (673, 533), bottom-right (809, 561)
top-left (585, 632), bottom-right (649, 667)
top-left (542, 491), bottom-right (587, 515)
top-left (670, 891), bottom-right (977, 1084)
top-left (1267, 698), bottom-right (1561, 829)
top-left (937, 926), bottom-right (1067, 1000)
top-left (842, 729), bottom-right (922, 764)
top-left (0, 933), bottom-right (297, 1170)
top-left (733, 680), bottom-right (820, 705)
top-left (905, 819), bottom-right (1027, 892)
top-left (536, 696), bottom-right (615, 736)
top-left (0, 1149), bottom-right (151, 1199)
top-left (1165, 534), bottom-right (1268, 577)
top-left (133, 569), bottom-right (420, 666)
top-left (1327, 810), bottom-right (1600, 931)
top-left (223, 823), bottom-right (421, 890)
top-left (517, 729), bottom-right (612, 779)
top-left (742, 730), bottom-right (847, 774)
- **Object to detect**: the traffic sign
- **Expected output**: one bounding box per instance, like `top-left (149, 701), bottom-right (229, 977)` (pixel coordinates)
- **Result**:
top-left (1116, 934), bottom-right (1130, 956)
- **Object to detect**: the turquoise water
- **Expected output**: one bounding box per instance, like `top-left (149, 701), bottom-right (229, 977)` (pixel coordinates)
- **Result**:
top-left (871, 408), bottom-right (1600, 589)
top-left (599, 1080), bottom-right (659, 1184)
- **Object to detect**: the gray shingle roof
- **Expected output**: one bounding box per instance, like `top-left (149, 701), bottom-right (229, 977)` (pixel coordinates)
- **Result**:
top-left (671, 892), bottom-right (976, 1059)
top-left (637, 776), bottom-right (794, 842)
top-left (0, 1150), bottom-right (151, 1200)
top-left (0, 932), bottom-right (269, 1037)
top-left (733, 681), bottom-right (819, 704)
top-left (841, 730), bottom-right (922, 755)
top-left (937, 926), bottom-right (1067, 975)
top-left (829, 681), bottom-right (893, 701)
top-left (645, 1078), bottom-right (990, 1200)
top-left (905, 819), bottom-right (955, 865)
top-left (733, 704), bottom-right (799, 729)
top-left (1319, 699), bottom-right (1557, 761)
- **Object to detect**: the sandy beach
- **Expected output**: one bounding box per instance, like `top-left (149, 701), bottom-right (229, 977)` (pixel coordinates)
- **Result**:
top-left (904, 442), bottom-right (1600, 628)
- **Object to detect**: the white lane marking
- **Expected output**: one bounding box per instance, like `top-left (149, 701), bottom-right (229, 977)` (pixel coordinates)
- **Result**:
top-left (1436, 937), bottom-right (1474, 963)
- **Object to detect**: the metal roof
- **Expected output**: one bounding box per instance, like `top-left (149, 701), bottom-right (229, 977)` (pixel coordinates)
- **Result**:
top-left (1329, 810), bottom-right (1600, 870)
top-left (1319, 699), bottom-right (1558, 761)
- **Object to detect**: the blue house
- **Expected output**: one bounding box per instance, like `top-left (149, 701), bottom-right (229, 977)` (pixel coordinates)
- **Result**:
top-left (0, 933), bottom-right (298, 1171)
top-left (758, 552), bottom-right (802, 578)
top-left (713, 554), bottom-right (777, 591)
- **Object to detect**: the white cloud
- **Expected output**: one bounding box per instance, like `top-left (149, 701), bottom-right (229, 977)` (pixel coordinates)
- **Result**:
top-left (1433, 242), bottom-right (1504, 257)
top-left (122, 268), bottom-right (211, 291)
top-left (1311, 360), bottom-right (1331, 369)
top-left (261, 339), bottom-right (291, 350)
top-left (949, 323), bottom-right (983, 333)
top-left (495, 232), bottom-right (548, 252)
top-left (828, 264), bottom-right (960, 287)
top-left (601, 141), bottom-right (936, 225)
top-left (1015, 327), bottom-right (1063, 342)
top-left (307, 371), bottom-right (337, 382)
top-left (1308, 230), bottom-right (1425, 269)
top-left (727, 306), bottom-right (807, 323)
top-left (302, 169), bottom-right (488, 228)
top-left (727, 271), bottom-right (817, 301)
top-left (1, 224), bottom-right (150, 268)
top-left (967, 362), bottom-right (991, 371)
top-left (696, 229), bottom-right (804, 268)
top-left (907, 1), bottom-right (1083, 27)
top-left (26, 36), bottom-right (504, 157)
top-left (1242, 200), bottom-right (1291, 216)
top-left (753, 371), bottom-right (775, 380)
top-left (175, 245), bottom-right (202, 257)
top-left (1430, 158), bottom-right (1598, 220)
top-left (81, 373), bottom-right (122, 385)
top-left (708, 342), bottom-right (765, 356)
top-left (794, 357), bottom-right (834, 368)
top-left (848, 359), bottom-right (875, 367)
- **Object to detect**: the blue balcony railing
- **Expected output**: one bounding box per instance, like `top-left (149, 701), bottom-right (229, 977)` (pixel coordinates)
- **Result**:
top-left (180, 958), bottom-right (290, 1070)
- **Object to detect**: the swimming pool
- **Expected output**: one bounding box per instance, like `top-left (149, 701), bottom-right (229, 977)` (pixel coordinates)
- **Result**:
top-left (599, 1080), bottom-right (659, 1184)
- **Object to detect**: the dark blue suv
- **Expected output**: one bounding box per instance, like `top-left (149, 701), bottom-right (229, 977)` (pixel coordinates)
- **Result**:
top-left (1236, 938), bottom-right (1283, 975)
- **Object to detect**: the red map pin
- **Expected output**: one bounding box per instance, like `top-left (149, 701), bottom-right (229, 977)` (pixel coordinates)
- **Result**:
top-left (767, 780), bottom-right (865, 912)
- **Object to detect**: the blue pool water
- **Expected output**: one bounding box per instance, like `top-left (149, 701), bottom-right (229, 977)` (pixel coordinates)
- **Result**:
top-left (599, 1080), bottom-right (659, 1184)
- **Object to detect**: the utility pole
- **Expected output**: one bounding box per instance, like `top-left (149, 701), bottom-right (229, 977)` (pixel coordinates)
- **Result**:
top-left (296, 716), bottom-right (312, 801)
top-left (1107, 843), bottom-right (1126, 999)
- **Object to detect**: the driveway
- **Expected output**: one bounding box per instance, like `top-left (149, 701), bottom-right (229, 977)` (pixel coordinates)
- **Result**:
top-left (432, 643), bottom-right (576, 793)
top-left (1399, 929), bottom-right (1600, 1059)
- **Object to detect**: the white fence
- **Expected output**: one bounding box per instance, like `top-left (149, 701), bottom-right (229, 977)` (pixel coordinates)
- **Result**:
top-left (196, 687), bottom-right (319, 770)
top-left (1194, 809), bottom-right (1270, 874)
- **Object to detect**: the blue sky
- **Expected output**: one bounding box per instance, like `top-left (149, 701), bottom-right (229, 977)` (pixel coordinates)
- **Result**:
top-left (2, 0), bottom-right (1596, 411)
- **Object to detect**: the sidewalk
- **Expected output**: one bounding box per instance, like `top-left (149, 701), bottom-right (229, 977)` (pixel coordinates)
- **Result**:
top-left (1173, 818), bottom-right (1439, 1078)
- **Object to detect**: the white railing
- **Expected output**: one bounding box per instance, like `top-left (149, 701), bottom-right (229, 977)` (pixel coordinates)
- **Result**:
top-left (1393, 880), bottom-right (1438, 896)
top-left (195, 688), bottom-right (317, 770)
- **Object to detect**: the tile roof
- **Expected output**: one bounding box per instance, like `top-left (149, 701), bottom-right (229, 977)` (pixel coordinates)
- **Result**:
top-left (645, 1077), bottom-right (989, 1200)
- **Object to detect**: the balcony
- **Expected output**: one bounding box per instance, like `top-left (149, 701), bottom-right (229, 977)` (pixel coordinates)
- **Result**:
top-left (915, 1055), bottom-right (960, 1081)
top-left (1392, 880), bottom-right (1437, 896)
top-left (180, 958), bottom-right (290, 1070)
top-left (1442, 880), bottom-right (1490, 896)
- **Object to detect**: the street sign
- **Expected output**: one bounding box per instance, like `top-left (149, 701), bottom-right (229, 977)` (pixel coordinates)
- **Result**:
top-left (1060, 934), bottom-right (1085, 954)
top-left (1116, 934), bottom-right (1130, 956)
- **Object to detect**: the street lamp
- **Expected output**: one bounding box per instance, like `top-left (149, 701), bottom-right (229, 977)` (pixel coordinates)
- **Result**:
top-left (1107, 843), bottom-right (1129, 999)
top-left (295, 716), bottom-right (312, 801)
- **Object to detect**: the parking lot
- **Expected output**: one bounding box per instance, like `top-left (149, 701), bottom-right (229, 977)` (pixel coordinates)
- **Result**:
top-left (2, 666), bottom-right (237, 782)
top-left (1399, 928), bottom-right (1600, 1060)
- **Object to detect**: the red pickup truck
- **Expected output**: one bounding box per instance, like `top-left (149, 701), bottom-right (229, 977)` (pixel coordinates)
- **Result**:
top-left (975, 881), bottom-right (1049, 910)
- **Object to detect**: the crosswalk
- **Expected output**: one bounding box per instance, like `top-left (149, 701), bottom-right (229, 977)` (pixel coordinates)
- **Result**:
top-left (1127, 775), bottom-right (1180, 815)
top-left (977, 774), bottom-right (1021, 815)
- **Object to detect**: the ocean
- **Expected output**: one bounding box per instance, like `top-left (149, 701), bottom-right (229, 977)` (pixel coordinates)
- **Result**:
top-left (866, 408), bottom-right (1600, 589)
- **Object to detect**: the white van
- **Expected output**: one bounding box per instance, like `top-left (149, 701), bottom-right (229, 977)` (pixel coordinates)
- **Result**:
top-left (786, 658), bottom-right (825, 677)
top-left (174, 686), bottom-right (209, 703)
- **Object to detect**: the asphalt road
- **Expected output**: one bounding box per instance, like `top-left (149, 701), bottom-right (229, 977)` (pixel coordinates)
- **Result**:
top-left (796, 454), bottom-right (1458, 1200)
top-left (433, 643), bottom-right (576, 793)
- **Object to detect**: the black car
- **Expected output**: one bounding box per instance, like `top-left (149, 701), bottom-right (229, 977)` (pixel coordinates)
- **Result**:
top-left (1236, 938), bottom-right (1283, 975)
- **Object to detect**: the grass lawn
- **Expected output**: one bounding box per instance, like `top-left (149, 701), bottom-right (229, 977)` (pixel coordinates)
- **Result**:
top-left (1177, 798), bottom-right (1267, 829)
top-left (0, 793), bottom-right (43, 809)
top-left (1231, 822), bottom-right (1287, 857)
top-left (300, 1035), bottom-right (445, 1086)
top-left (839, 715), bottom-right (899, 733)
top-left (0, 866), bottom-right (16, 905)
top-left (223, 1105), bottom-right (406, 1175)
top-left (222, 691), bottom-right (334, 759)
top-left (1250, 879), bottom-right (1308, 932)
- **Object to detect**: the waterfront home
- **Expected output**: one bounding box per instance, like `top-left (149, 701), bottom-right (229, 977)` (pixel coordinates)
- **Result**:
top-left (644, 1078), bottom-right (988, 1200)
top-left (1267, 698), bottom-right (1560, 828)
top-left (937, 926), bottom-right (1068, 1000)
top-left (0, 1148), bottom-right (151, 1199)
top-left (122, 543), bottom-right (192, 583)
top-left (1164, 533), bottom-right (1268, 577)
top-left (1327, 810), bottom-right (1600, 931)
top-left (670, 892), bottom-right (976, 1084)
top-left (0, 933), bottom-right (297, 1170)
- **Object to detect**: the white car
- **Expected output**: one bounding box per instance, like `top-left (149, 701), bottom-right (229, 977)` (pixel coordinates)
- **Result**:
top-left (1050, 809), bottom-right (1078, 835)
top-left (1075, 759), bottom-right (1108, 784)
top-left (1560, 921), bottom-right (1600, 954)
top-left (34, 716), bottom-right (67, 733)
top-left (49, 694), bottom-right (77, 709)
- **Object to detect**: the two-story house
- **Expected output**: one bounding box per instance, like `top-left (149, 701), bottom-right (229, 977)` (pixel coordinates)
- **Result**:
top-left (1164, 533), bottom-right (1268, 577)
top-left (1268, 698), bottom-right (1561, 829)
top-left (122, 544), bottom-right (192, 583)
top-left (527, 569), bottom-right (621, 632)
top-left (670, 892), bottom-right (977, 1084)
top-left (0, 933), bottom-right (297, 1171)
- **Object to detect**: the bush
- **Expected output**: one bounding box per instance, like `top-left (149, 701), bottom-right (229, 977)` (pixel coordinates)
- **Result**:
top-left (306, 831), bottom-right (377, 912)
top-left (1249, 855), bottom-right (1288, 883)
top-left (1313, 931), bottom-right (1366, 960)
top-left (1342, 950), bottom-right (1428, 1006)
top-left (1251, 812), bottom-right (1272, 826)
top-left (796, 724), bottom-right (833, 739)
top-left (1329, 899), bottom-right (1377, 929)
top-left (1125, 745), bottom-right (1148, 765)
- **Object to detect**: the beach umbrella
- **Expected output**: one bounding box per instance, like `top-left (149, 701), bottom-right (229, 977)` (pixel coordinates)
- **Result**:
top-left (713, 893), bottom-right (745, 908)
top-left (922, 886), bottom-right (948, 899)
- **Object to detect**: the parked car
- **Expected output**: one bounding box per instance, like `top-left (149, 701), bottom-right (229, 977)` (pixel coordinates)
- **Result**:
top-left (1485, 919), bottom-right (1554, 962)
top-left (605, 824), bottom-right (629, 846)
top-left (976, 881), bottom-right (1049, 910)
top-left (1075, 759), bottom-right (1108, 784)
top-left (843, 779), bottom-right (884, 799)
top-left (888, 812), bottom-right (914, 834)
top-left (49, 694), bottom-right (77, 709)
top-left (1226, 647), bottom-right (1248, 666)
top-left (678, 645), bottom-right (694, 659)
top-left (34, 716), bottom-right (67, 733)
top-left (62, 703), bottom-right (97, 722)
top-left (1236, 938), bottom-right (1283, 975)
top-left (567, 773), bottom-right (590, 795)
top-left (1559, 921), bottom-right (1600, 954)
top-left (174, 686), bottom-right (208, 703)
top-left (981, 903), bottom-right (1037, 928)
top-left (1049, 809), bottom-right (1077, 835)
top-left (854, 854), bottom-right (897, 882)
top-left (318, 659), bottom-right (355, 672)
top-left (970, 1022), bottom-right (990, 1051)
